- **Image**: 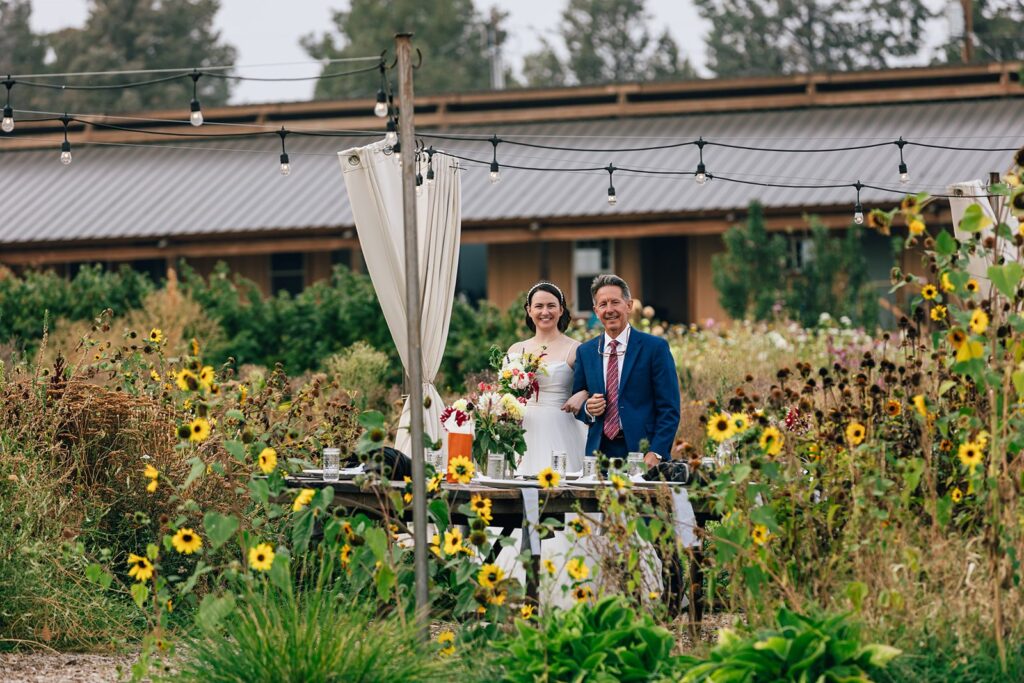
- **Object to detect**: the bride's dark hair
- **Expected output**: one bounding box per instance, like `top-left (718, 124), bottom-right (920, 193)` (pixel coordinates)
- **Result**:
top-left (524, 282), bottom-right (571, 332)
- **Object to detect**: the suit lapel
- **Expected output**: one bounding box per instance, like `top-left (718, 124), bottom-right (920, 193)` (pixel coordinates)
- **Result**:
top-left (619, 330), bottom-right (640, 391)
top-left (590, 338), bottom-right (606, 395)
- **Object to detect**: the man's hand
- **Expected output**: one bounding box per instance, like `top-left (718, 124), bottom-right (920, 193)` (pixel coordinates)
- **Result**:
top-left (643, 452), bottom-right (660, 469)
top-left (585, 393), bottom-right (606, 417)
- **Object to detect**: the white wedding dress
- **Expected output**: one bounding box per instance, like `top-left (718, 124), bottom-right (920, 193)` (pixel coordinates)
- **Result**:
top-left (514, 350), bottom-right (587, 475)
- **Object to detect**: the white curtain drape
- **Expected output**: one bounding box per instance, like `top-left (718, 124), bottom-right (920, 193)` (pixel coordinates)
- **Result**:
top-left (338, 142), bottom-right (461, 454)
top-left (949, 180), bottom-right (1020, 291)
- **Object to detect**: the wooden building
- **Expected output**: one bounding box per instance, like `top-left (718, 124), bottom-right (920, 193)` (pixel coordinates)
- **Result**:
top-left (0, 62), bottom-right (1020, 323)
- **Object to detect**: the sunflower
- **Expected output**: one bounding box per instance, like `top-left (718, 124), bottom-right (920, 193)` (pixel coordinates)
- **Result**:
top-left (175, 369), bottom-right (200, 392)
top-left (248, 543), bottom-right (275, 572)
top-left (951, 487), bottom-right (963, 504)
top-left (707, 412), bottom-right (734, 442)
top-left (172, 528), bottom-right (203, 555)
top-left (1016, 145), bottom-right (1024, 168)
top-left (901, 195), bottom-right (920, 213)
top-left (443, 528), bottom-right (465, 556)
top-left (258, 447), bottom-right (277, 474)
top-left (845, 421), bottom-right (866, 446)
top-left (143, 464), bottom-right (159, 480)
top-left (470, 494), bottom-right (493, 523)
top-left (948, 328), bottom-right (967, 349)
top-left (1006, 173), bottom-right (1021, 188)
top-left (340, 544), bottom-right (352, 567)
top-left (568, 518), bottom-right (591, 537)
top-left (430, 534), bottom-right (442, 558)
top-left (884, 400), bottom-right (902, 418)
top-left (930, 305), bottom-right (947, 322)
top-left (731, 413), bottom-right (751, 433)
top-left (759, 426), bottom-right (783, 456)
top-left (566, 558), bottom-right (589, 581)
top-left (908, 219), bottom-right (925, 236)
top-left (970, 309), bottom-right (989, 335)
top-left (1012, 187), bottom-right (1024, 219)
top-left (912, 394), bottom-right (928, 417)
top-left (148, 328), bottom-right (163, 344)
top-left (573, 585), bottom-right (594, 603)
top-left (520, 604), bottom-right (536, 620)
top-left (965, 279), bottom-right (980, 294)
top-left (188, 417), bottom-right (211, 443)
top-left (478, 563), bottom-right (505, 589)
top-left (402, 476), bottom-right (414, 505)
top-left (292, 488), bottom-right (315, 512)
top-left (427, 472), bottom-right (443, 493)
top-left (957, 441), bottom-right (984, 471)
top-left (448, 455), bottom-right (474, 484)
top-left (127, 553), bottom-right (154, 582)
top-left (751, 524), bottom-right (770, 546)
top-left (150, 370), bottom-right (161, 382)
top-left (487, 589), bottom-right (508, 606)
top-left (921, 284), bottom-right (938, 300)
top-left (199, 366), bottom-right (215, 388)
top-left (437, 630), bottom-right (456, 657)
top-left (609, 474), bottom-right (630, 491)
top-left (146, 477), bottom-right (158, 493)
top-left (543, 559), bottom-right (557, 576)
top-left (538, 467), bottom-right (560, 489)
top-left (956, 340), bottom-right (985, 363)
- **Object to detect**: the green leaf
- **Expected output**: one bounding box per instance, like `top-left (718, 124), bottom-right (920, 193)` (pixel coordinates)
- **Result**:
top-left (130, 582), bottom-right (149, 609)
top-left (376, 563), bottom-right (396, 602)
top-left (858, 643), bottom-right (902, 667)
top-left (248, 478), bottom-right (270, 506)
top-left (934, 230), bottom-right (956, 256)
top-left (959, 203), bottom-right (992, 233)
top-left (85, 563), bottom-right (104, 583)
top-left (845, 581), bottom-right (869, 613)
top-left (223, 439), bottom-right (247, 463)
top-left (146, 543), bottom-right (159, 561)
top-left (988, 262), bottom-right (1023, 300)
top-left (365, 527), bottom-right (388, 563)
top-left (269, 552), bottom-right (291, 594)
top-left (291, 509), bottom-right (315, 555)
top-left (196, 592), bottom-right (236, 632)
top-left (224, 409), bottom-right (246, 422)
top-left (203, 512), bottom-right (239, 550)
top-left (183, 456), bottom-right (206, 489)
top-left (1013, 371), bottom-right (1024, 399)
top-left (428, 498), bottom-right (450, 530)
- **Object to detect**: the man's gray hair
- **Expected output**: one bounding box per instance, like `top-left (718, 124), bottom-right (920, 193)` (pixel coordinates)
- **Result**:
top-left (590, 273), bottom-right (631, 301)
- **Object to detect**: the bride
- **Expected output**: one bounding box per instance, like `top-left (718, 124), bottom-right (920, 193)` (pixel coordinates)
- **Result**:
top-left (507, 282), bottom-right (588, 476)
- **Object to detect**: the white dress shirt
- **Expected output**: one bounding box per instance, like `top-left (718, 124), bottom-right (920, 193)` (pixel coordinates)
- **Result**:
top-left (584, 325), bottom-right (631, 423)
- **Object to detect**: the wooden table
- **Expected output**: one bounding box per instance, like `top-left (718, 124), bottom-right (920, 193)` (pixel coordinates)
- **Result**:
top-left (287, 477), bottom-right (717, 624)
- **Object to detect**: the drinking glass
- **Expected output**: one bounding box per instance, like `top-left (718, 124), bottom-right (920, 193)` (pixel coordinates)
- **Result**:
top-left (426, 448), bottom-right (446, 474)
top-left (582, 456), bottom-right (596, 479)
top-left (627, 451), bottom-right (644, 476)
top-left (322, 447), bottom-right (340, 482)
top-left (551, 450), bottom-right (567, 478)
top-left (486, 452), bottom-right (506, 480)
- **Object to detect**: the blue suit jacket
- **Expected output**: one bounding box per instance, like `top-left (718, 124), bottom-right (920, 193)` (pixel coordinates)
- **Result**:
top-left (572, 328), bottom-right (680, 460)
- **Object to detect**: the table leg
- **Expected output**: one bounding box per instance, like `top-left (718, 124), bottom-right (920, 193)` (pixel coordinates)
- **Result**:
top-left (526, 553), bottom-right (540, 606)
top-left (688, 544), bottom-right (705, 630)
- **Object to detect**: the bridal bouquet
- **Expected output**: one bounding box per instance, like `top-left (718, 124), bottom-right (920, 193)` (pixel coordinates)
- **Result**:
top-left (491, 346), bottom-right (546, 401)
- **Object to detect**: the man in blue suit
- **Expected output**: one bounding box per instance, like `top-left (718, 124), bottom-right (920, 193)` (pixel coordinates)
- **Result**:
top-left (573, 274), bottom-right (680, 468)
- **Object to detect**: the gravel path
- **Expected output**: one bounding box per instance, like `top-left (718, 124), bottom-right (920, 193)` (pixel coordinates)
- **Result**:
top-left (0, 653), bottom-right (137, 683)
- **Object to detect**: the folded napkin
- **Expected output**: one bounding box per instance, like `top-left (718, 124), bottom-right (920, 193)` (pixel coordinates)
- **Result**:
top-left (671, 487), bottom-right (699, 548)
top-left (520, 488), bottom-right (541, 556)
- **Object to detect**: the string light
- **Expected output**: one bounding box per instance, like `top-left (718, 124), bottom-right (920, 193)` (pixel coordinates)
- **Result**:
top-left (415, 151), bottom-right (424, 195)
top-left (374, 61), bottom-right (389, 118)
top-left (59, 114), bottom-right (72, 165)
top-left (853, 181), bottom-right (864, 224)
top-left (188, 71), bottom-right (203, 127)
top-left (895, 137), bottom-right (909, 185)
top-left (605, 163), bottom-right (617, 205)
top-left (277, 127), bottom-right (290, 176)
top-left (695, 137), bottom-right (707, 185)
top-left (392, 139), bottom-right (401, 165)
top-left (488, 135), bottom-right (501, 184)
top-left (384, 116), bottom-right (397, 145)
top-left (2, 78), bottom-right (14, 133)
top-left (425, 146), bottom-right (435, 184)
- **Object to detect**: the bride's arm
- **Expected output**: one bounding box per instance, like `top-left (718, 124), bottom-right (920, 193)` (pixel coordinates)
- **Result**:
top-left (562, 390), bottom-right (588, 414)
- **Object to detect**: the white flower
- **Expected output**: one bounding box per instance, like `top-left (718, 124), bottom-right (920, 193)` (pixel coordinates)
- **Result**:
top-left (452, 399), bottom-right (468, 412)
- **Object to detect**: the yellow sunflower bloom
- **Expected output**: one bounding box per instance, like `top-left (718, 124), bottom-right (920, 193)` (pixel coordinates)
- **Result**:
top-left (948, 328), bottom-right (967, 349)
top-left (292, 488), bottom-right (315, 512)
top-left (912, 394), bottom-right (928, 417)
top-left (845, 421), bottom-right (866, 446)
top-left (487, 589), bottom-right (508, 606)
top-left (448, 456), bottom-right (474, 484)
top-left (951, 487), bottom-right (963, 503)
top-left (149, 328), bottom-right (163, 344)
top-left (965, 279), bottom-right (980, 294)
top-left (759, 426), bottom-right (783, 456)
top-left (175, 369), bottom-right (200, 392)
top-left (443, 528), bottom-right (465, 556)
top-left (930, 305), bottom-right (947, 322)
top-left (957, 441), bottom-right (984, 472)
top-left (143, 464), bottom-right (159, 480)
top-left (573, 585), bottom-right (594, 603)
top-left (543, 559), bottom-right (557, 576)
top-left (908, 218), bottom-right (926, 236)
top-left (199, 366), bottom-right (215, 388)
top-left (146, 478), bottom-right (158, 493)
top-left (941, 272), bottom-right (955, 292)
top-left (921, 284), bottom-right (938, 300)
top-left (520, 604), bottom-right (536, 619)
top-left (430, 534), bottom-right (442, 558)
top-left (956, 340), bottom-right (985, 363)
top-left (248, 543), bottom-right (275, 572)
top-left (340, 544), bottom-right (352, 568)
top-left (609, 473), bottom-right (630, 491)
top-left (707, 412), bottom-right (734, 442)
top-left (171, 528), bottom-right (203, 555)
top-left (478, 563), bottom-right (505, 589)
top-left (188, 417), bottom-right (211, 443)
top-left (470, 494), bottom-right (493, 523)
top-left (538, 467), bottom-right (560, 489)
top-left (566, 558), bottom-right (589, 581)
top-left (752, 524), bottom-right (770, 546)
top-left (127, 553), bottom-right (154, 582)
top-left (730, 413), bottom-right (751, 433)
top-left (970, 309), bottom-right (989, 335)
top-left (568, 517), bottom-right (591, 537)
top-left (437, 630), bottom-right (455, 657)
top-left (884, 400), bottom-right (901, 418)
top-left (258, 447), bottom-right (277, 474)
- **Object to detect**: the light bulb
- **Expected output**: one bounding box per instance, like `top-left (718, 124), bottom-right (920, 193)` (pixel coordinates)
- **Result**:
top-left (426, 168), bottom-right (435, 183)
top-left (416, 183), bottom-right (423, 196)
top-left (189, 99), bottom-right (203, 127)
top-left (695, 162), bottom-right (707, 185)
top-left (607, 188), bottom-right (617, 205)
top-left (374, 90), bottom-right (388, 118)
top-left (854, 205), bottom-right (864, 224)
top-left (279, 153), bottom-right (291, 176)
top-left (385, 130), bottom-right (397, 145)
top-left (60, 141), bottom-right (72, 166)
top-left (1, 106), bottom-right (13, 133)
top-left (489, 161), bottom-right (500, 184)
top-left (898, 162), bottom-right (909, 185)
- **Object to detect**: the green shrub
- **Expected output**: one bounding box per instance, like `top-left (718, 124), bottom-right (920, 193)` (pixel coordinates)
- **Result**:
top-left (679, 608), bottom-right (900, 682)
top-left (323, 341), bottom-right (392, 411)
top-left (491, 595), bottom-right (682, 682)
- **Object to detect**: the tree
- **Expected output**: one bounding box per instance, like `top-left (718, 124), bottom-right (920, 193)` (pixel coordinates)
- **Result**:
top-left (695, 0), bottom-right (932, 78)
top-left (0, 1), bottom-right (50, 111)
top-left (301, 0), bottom-right (505, 99)
top-left (940, 0), bottom-right (1024, 64)
top-left (711, 202), bottom-right (878, 327)
top-left (521, 0), bottom-right (696, 87)
top-left (18, 0), bottom-right (235, 115)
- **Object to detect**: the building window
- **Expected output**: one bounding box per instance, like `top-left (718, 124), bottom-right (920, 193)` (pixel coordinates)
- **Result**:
top-left (131, 258), bottom-right (166, 283)
top-left (456, 244), bottom-right (487, 305)
top-left (330, 249), bottom-right (352, 270)
top-left (572, 239), bottom-right (613, 314)
top-left (270, 252), bottom-right (305, 295)
top-left (784, 234), bottom-right (815, 271)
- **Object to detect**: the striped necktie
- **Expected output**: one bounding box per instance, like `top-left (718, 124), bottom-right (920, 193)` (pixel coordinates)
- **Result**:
top-left (603, 339), bottom-right (620, 439)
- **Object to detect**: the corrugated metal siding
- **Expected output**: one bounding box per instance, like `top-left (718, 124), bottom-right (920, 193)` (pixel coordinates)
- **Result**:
top-left (0, 98), bottom-right (1020, 245)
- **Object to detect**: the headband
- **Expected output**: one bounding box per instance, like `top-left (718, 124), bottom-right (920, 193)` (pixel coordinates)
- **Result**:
top-left (527, 281), bottom-right (565, 303)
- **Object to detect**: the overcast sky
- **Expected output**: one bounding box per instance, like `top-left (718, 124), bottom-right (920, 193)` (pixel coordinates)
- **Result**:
top-left (28, 0), bottom-right (707, 104)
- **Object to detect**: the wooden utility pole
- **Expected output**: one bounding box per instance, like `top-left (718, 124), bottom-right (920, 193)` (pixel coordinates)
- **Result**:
top-left (395, 32), bottom-right (429, 639)
top-left (961, 0), bottom-right (974, 63)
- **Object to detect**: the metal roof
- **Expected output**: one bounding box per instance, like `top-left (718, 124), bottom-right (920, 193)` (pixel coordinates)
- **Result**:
top-left (0, 97), bottom-right (1020, 246)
